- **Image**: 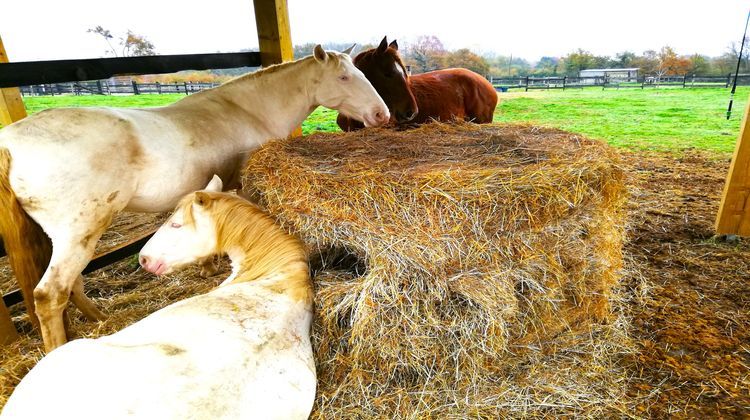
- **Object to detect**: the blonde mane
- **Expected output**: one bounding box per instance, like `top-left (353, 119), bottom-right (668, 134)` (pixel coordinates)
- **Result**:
top-left (178, 192), bottom-right (311, 302)
top-left (223, 52), bottom-right (344, 86)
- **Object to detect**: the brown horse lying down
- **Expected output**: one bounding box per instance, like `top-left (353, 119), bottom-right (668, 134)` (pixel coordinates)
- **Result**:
top-left (337, 36), bottom-right (498, 130)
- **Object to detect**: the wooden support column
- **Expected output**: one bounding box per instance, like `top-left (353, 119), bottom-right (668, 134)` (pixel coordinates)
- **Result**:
top-left (253, 0), bottom-right (294, 66)
top-left (0, 36), bottom-right (21, 344)
top-left (253, 0), bottom-right (301, 137)
top-left (716, 96), bottom-right (750, 236)
top-left (0, 35), bottom-right (27, 126)
top-left (0, 297), bottom-right (18, 345)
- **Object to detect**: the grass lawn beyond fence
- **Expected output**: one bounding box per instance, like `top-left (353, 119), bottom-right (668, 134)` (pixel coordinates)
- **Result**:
top-left (7, 87), bottom-right (749, 154)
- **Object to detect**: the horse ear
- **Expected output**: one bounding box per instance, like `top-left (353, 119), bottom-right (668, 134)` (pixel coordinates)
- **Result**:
top-left (204, 174), bottom-right (223, 192)
top-left (342, 43), bottom-right (356, 56)
top-left (389, 39), bottom-right (398, 51)
top-left (313, 45), bottom-right (327, 63)
top-left (377, 36), bottom-right (388, 53)
top-left (194, 192), bottom-right (212, 207)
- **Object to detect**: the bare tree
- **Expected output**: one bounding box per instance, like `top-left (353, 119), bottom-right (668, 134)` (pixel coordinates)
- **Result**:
top-left (404, 35), bottom-right (446, 73)
top-left (87, 26), bottom-right (118, 57)
top-left (88, 26), bottom-right (156, 57)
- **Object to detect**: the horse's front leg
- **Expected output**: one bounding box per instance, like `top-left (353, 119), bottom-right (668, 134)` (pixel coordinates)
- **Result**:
top-left (34, 225), bottom-right (109, 352)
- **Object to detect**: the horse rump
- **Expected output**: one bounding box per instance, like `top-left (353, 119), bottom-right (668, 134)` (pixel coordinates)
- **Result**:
top-left (0, 148), bottom-right (52, 327)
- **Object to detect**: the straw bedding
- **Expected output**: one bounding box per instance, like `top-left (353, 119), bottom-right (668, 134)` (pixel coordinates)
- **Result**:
top-left (242, 122), bottom-right (630, 417)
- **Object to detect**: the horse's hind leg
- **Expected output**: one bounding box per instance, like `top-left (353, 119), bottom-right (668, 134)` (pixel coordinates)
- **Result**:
top-left (70, 274), bottom-right (106, 321)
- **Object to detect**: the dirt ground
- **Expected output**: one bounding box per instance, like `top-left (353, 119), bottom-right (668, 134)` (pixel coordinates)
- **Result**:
top-left (620, 151), bottom-right (750, 417)
top-left (0, 150), bottom-right (748, 417)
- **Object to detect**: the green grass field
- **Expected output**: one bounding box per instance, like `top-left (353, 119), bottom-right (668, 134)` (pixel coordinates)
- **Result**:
top-left (10, 87), bottom-right (750, 154)
top-left (495, 87), bottom-right (748, 154)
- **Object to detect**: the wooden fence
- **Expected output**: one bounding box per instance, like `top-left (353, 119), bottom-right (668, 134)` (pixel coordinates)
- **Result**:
top-left (490, 74), bottom-right (748, 91)
top-left (20, 80), bottom-right (223, 96)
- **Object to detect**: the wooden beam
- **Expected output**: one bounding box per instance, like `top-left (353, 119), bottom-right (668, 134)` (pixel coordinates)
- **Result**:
top-left (253, 0), bottom-right (294, 67)
top-left (253, 0), bottom-right (301, 137)
top-left (3, 230), bottom-right (155, 308)
top-left (0, 52), bottom-right (261, 88)
top-left (716, 96), bottom-right (750, 236)
top-left (0, 35), bottom-right (27, 126)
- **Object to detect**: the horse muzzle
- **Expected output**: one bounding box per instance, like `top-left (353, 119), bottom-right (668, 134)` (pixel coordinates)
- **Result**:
top-left (396, 109), bottom-right (419, 123)
top-left (363, 107), bottom-right (390, 127)
top-left (139, 255), bottom-right (168, 276)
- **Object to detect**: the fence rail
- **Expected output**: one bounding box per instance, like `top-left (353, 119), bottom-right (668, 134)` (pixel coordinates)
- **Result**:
top-left (490, 73), bottom-right (750, 91)
top-left (20, 80), bottom-right (223, 96)
top-left (0, 52), bottom-right (260, 88)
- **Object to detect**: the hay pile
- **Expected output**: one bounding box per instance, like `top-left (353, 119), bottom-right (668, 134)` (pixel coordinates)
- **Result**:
top-left (243, 122), bottom-right (629, 417)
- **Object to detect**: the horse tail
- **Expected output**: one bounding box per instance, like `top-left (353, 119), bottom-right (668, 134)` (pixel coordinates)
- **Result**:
top-left (0, 148), bottom-right (51, 327)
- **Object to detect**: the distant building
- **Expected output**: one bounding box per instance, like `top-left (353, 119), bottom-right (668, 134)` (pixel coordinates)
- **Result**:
top-left (579, 68), bottom-right (639, 79)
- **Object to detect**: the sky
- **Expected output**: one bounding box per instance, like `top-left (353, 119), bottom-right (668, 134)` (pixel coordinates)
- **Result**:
top-left (2, 0), bottom-right (748, 63)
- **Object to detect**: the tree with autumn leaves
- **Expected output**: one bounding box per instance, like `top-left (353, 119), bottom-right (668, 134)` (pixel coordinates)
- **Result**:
top-left (87, 26), bottom-right (156, 57)
top-left (657, 46), bottom-right (692, 75)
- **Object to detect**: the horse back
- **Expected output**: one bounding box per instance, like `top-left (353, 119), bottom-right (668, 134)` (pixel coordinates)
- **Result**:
top-left (410, 68), bottom-right (498, 124)
top-left (3, 284), bottom-right (315, 419)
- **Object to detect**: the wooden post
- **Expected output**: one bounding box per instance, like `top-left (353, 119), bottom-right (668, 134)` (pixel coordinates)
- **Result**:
top-left (253, 0), bottom-right (301, 137)
top-left (716, 96), bottom-right (750, 236)
top-left (253, 0), bottom-right (294, 67)
top-left (0, 35), bottom-right (22, 343)
top-left (0, 298), bottom-right (18, 345)
top-left (0, 35), bottom-right (27, 126)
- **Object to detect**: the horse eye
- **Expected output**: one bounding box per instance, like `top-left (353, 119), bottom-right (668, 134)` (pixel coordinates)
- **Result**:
top-left (170, 222), bottom-right (182, 229)
top-left (338, 74), bottom-right (350, 82)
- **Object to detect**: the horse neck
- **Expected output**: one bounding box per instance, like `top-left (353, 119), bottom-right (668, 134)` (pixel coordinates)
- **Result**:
top-left (213, 202), bottom-right (311, 303)
top-left (175, 58), bottom-right (319, 140)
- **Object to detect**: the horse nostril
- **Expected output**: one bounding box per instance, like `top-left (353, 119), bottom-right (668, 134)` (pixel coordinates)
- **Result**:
top-left (139, 255), bottom-right (150, 268)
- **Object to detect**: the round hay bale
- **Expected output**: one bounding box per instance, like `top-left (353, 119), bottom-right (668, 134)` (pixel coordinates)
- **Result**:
top-left (242, 123), bottom-right (630, 417)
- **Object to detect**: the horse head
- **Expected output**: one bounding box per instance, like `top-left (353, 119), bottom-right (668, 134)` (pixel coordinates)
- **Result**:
top-left (353, 36), bottom-right (419, 123)
top-left (139, 176), bottom-right (224, 276)
top-left (310, 45), bottom-right (390, 127)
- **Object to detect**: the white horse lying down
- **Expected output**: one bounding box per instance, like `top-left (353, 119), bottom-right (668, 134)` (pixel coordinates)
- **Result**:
top-left (0, 44), bottom-right (388, 352)
top-left (2, 177), bottom-right (316, 420)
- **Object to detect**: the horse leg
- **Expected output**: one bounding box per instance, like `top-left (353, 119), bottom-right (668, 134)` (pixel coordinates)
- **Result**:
top-left (34, 223), bottom-right (109, 352)
top-left (70, 274), bottom-right (106, 321)
top-left (198, 256), bottom-right (219, 278)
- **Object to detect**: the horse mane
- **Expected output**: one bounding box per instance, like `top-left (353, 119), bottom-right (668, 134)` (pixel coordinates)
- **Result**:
top-left (223, 52), bottom-right (344, 86)
top-left (177, 192), bottom-right (311, 302)
top-left (354, 47), bottom-right (409, 79)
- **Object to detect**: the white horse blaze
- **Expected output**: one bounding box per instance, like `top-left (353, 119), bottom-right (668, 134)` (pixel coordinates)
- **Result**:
top-left (0, 46), bottom-right (388, 351)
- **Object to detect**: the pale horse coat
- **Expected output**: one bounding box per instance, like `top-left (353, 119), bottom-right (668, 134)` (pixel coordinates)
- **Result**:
top-left (2, 179), bottom-right (316, 419)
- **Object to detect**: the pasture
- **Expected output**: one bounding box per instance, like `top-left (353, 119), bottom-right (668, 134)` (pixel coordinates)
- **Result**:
top-left (15, 87), bottom-right (750, 153)
top-left (1, 87), bottom-right (749, 417)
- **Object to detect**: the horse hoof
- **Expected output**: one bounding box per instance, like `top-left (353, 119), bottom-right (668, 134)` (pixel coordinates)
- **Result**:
top-left (199, 260), bottom-right (218, 278)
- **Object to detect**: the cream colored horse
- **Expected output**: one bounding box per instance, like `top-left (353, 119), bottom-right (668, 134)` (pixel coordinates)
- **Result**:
top-left (0, 45), bottom-right (388, 351)
top-left (2, 178), bottom-right (316, 420)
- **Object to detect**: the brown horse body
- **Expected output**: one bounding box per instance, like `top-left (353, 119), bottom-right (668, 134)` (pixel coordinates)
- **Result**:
top-left (337, 37), bottom-right (498, 130)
